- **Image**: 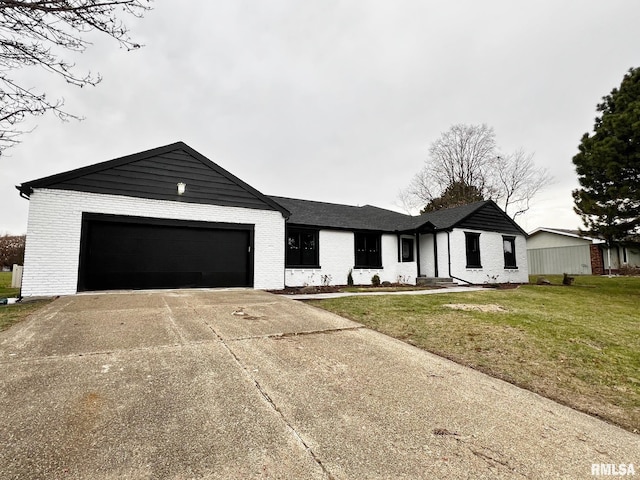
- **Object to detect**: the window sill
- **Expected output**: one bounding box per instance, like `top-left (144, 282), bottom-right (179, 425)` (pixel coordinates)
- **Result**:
top-left (286, 265), bottom-right (321, 270)
top-left (504, 266), bottom-right (519, 270)
top-left (354, 266), bottom-right (383, 270)
top-left (466, 265), bottom-right (482, 269)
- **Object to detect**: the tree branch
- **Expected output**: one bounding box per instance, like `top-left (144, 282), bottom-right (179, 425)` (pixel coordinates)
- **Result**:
top-left (0, 0), bottom-right (151, 153)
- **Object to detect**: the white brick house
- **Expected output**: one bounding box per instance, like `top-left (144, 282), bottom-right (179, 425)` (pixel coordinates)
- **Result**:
top-left (272, 195), bottom-right (529, 288)
top-left (17, 142), bottom-right (529, 297)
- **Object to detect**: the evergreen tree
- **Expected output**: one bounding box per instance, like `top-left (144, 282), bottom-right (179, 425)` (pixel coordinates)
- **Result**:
top-left (420, 181), bottom-right (484, 213)
top-left (572, 67), bottom-right (640, 242)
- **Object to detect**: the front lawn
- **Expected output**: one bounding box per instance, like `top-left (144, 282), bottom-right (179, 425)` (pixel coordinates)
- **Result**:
top-left (0, 271), bottom-right (51, 332)
top-left (0, 271), bottom-right (19, 297)
top-left (309, 275), bottom-right (640, 433)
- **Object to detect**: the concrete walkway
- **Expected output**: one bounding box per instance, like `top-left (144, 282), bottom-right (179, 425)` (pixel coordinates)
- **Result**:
top-left (1, 289), bottom-right (637, 479)
top-left (284, 285), bottom-right (486, 300)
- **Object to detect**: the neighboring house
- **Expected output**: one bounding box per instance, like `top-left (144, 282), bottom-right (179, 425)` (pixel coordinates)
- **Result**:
top-left (16, 142), bottom-right (529, 297)
top-left (527, 227), bottom-right (640, 275)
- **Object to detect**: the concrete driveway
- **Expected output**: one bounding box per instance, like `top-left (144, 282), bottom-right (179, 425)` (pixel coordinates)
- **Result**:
top-left (0, 290), bottom-right (637, 479)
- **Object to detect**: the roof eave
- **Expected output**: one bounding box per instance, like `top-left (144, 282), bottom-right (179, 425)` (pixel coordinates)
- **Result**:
top-left (16, 184), bottom-right (32, 199)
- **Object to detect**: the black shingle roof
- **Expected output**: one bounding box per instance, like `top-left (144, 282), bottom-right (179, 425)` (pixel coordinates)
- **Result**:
top-left (267, 196), bottom-right (526, 235)
top-left (269, 196), bottom-right (418, 232)
top-left (410, 201), bottom-right (490, 230)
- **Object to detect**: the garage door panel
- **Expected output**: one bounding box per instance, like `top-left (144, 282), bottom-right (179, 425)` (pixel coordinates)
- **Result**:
top-left (79, 218), bottom-right (253, 291)
top-left (94, 272), bottom-right (205, 290)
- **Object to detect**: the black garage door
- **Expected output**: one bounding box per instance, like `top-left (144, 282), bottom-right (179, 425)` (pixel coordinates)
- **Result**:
top-left (78, 214), bottom-right (253, 291)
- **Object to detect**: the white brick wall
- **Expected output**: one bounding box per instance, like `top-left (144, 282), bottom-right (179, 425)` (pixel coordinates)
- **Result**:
top-left (22, 188), bottom-right (285, 296)
top-left (285, 230), bottom-right (419, 287)
top-left (447, 228), bottom-right (529, 284)
top-left (418, 229), bottom-right (528, 283)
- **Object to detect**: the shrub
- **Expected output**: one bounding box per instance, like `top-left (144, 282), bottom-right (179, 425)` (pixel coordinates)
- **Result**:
top-left (371, 274), bottom-right (381, 286)
top-left (347, 269), bottom-right (354, 286)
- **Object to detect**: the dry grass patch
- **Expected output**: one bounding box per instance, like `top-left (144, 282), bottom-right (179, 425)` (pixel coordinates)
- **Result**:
top-left (309, 275), bottom-right (640, 433)
top-left (443, 303), bottom-right (508, 312)
top-left (0, 272), bottom-right (52, 332)
top-left (0, 300), bottom-right (51, 332)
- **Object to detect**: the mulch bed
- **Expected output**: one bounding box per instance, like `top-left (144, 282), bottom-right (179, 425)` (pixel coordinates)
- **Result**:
top-left (268, 285), bottom-right (344, 295)
top-left (270, 283), bottom-right (522, 295)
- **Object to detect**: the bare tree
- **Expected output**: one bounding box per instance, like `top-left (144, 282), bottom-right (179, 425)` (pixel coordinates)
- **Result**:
top-left (0, 0), bottom-right (152, 153)
top-left (401, 124), bottom-right (496, 211)
top-left (401, 124), bottom-right (552, 218)
top-left (491, 149), bottom-right (553, 219)
top-left (428, 124), bottom-right (496, 192)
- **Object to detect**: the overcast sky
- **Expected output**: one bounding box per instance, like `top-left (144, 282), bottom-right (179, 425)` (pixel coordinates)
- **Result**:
top-left (2, 1), bottom-right (640, 235)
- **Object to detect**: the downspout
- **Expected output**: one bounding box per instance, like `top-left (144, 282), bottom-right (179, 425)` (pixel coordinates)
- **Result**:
top-left (447, 231), bottom-right (474, 285)
top-left (282, 219), bottom-right (289, 289)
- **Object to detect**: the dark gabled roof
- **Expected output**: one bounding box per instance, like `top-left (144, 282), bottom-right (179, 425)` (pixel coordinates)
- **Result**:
top-left (269, 196), bottom-right (525, 236)
top-left (17, 142), bottom-right (289, 216)
top-left (411, 200), bottom-right (527, 236)
top-left (410, 201), bottom-right (488, 230)
top-left (268, 195), bottom-right (419, 232)
top-left (16, 141), bottom-right (525, 234)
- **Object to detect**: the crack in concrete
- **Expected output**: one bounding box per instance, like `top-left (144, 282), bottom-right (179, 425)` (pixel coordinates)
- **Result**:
top-left (451, 437), bottom-right (529, 478)
top-left (202, 317), bottom-right (335, 479)
top-left (162, 298), bottom-right (188, 345)
top-left (227, 325), bottom-right (365, 342)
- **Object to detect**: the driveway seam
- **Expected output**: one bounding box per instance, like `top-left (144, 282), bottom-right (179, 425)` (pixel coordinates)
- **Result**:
top-left (0, 341), bottom-right (216, 365)
top-left (202, 317), bottom-right (335, 480)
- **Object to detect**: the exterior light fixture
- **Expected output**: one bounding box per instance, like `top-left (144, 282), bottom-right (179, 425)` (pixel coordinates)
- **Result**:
top-left (177, 182), bottom-right (186, 195)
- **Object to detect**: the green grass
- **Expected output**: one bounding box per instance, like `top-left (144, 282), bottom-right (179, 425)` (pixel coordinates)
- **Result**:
top-left (0, 271), bottom-right (51, 332)
top-left (0, 299), bottom-right (51, 332)
top-left (309, 275), bottom-right (640, 433)
top-left (0, 271), bottom-right (19, 297)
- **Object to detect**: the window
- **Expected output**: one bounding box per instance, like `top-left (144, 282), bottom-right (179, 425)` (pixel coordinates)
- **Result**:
top-left (401, 237), bottom-right (414, 262)
top-left (465, 232), bottom-right (481, 268)
top-left (286, 228), bottom-right (319, 267)
top-left (503, 236), bottom-right (517, 269)
top-left (355, 233), bottom-right (382, 268)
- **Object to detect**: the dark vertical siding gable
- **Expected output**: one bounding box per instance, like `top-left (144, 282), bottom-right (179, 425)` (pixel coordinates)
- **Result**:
top-left (456, 203), bottom-right (524, 235)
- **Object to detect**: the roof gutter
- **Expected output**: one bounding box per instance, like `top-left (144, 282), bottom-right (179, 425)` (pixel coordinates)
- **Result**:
top-left (447, 231), bottom-right (474, 285)
top-left (16, 185), bottom-right (31, 200)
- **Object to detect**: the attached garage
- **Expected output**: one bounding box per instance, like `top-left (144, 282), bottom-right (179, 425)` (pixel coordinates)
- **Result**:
top-left (78, 214), bottom-right (254, 291)
top-left (17, 142), bottom-right (289, 296)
